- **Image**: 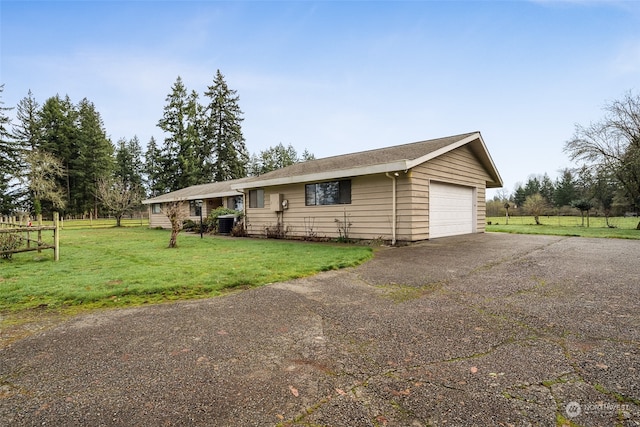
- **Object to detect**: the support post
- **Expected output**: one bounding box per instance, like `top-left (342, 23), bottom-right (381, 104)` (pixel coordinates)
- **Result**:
top-left (37, 214), bottom-right (43, 253)
top-left (53, 212), bottom-right (60, 261)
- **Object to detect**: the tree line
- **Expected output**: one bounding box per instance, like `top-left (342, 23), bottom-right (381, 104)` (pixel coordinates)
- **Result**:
top-left (0, 70), bottom-right (313, 222)
top-left (488, 91), bottom-right (640, 228)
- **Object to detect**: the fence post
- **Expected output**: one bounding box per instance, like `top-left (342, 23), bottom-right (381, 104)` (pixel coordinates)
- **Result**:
top-left (26, 216), bottom-right (31, 249)
top-left (37, 214), bottom-right (43, 253)
top-left (53, 212), bottom-right (60, 261)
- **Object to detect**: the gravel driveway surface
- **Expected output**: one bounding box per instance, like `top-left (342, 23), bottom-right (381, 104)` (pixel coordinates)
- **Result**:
top-left (1, 233), bottom-right (639, 426)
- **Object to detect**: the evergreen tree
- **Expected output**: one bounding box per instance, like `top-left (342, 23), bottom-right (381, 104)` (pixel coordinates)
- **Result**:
top-left (248, 143), bottom-right (315, 176)
top-left (38, 95), bottom-right (78, 213)
top-left (514, 175), bottom-right (547, 208)
top-left (539, 173), bottom-right (555, 206)
top-left (13, 89), bottom-right (41, 151)
top-left (11, 90), bottom-right (42, 212)
top-left (76, 98), bottom-right (114, 217)
top-left (574, 165), bottom-right (595, 200)
top-left (157, 76), bottom-right (201, 191)
top-left (36, 95), bottom-right (114, 217)
top-left (554, 169), bottom-right (576, 208)
top-left (523, 175), bottom-right (542, 198)
top-left (144, 136), bottom-right (163, 197)
top-left (513, 184), bottom-right (526, 208)
top-left (592, 168), bottom-right (617, 225)
top-left (300, 148), bottom-right (316, 161)
top-left (202, 70), bottom-right (248, 181)
top-left (115, 136), bottom-right (144, 190)
top-left (0, 85), bottom-right (21, 214)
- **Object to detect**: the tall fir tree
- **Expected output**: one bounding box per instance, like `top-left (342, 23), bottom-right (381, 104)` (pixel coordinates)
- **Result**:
top-left (115, 136), bottom-right (144, 190)
top-left (76, 98), bottom-right (114, 217)
top-left (539, 173), bottom-right (555, 206)
top-left (0, 84), bottom-right (21, 214)
top-left (202, 70), bottom-right (248, 181)
top-left (157, 76), bottom-right (201, 191)
top-left (13, 89), bottom-right (41, 151)
top-left (11, 90), bottom-right (42, 211)
top-left (38, 95), bottom-right (78, 213)
top-left (36, 95), bottom-right (114, 217)
top-left (144, 136), bottom-right (163, 197)
top-left (248, 143), bottom-right (315, 176)
top-left (554, 169), bottom-right (577, 208)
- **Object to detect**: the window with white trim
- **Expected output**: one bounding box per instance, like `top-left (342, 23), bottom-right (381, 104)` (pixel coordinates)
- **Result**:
top-left (151, 203), bottom-right (162, 214)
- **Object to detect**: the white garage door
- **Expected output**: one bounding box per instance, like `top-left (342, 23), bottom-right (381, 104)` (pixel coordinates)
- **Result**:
top-left (429, 182), bottom-right (475, 239)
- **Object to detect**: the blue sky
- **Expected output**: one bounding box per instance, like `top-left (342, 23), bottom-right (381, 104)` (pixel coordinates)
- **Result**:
top-left (2, 1), bottom-right (640, 197)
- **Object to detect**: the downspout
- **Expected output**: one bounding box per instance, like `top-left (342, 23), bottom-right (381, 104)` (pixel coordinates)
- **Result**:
top-left (385, 172), bottom-right (397, 245)
top-left (241, 190), bottom-right (248, 233)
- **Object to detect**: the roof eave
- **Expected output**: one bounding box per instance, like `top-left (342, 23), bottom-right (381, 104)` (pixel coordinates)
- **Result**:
top-left (405, 132), bottom-right (481, 169)
top-left (403, 131), bottom-right (503, 189)
top-left (142, 190), bottom-right (242, 204)
top-left (232, 160), bottom-right (411, 190)
top-left (471, 133), bottom-right (503, 188)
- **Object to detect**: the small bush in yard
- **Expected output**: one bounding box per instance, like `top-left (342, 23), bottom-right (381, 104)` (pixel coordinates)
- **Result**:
top-left (0, 233), bottom-right (22, 259)
top-left (182, 219), bottom-right (198, 232)
top-left (230, 222), bottom-right (247, 237)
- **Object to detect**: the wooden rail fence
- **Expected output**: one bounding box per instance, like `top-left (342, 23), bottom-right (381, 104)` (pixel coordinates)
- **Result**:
top-left (0, 212), bottom-right (60, 261)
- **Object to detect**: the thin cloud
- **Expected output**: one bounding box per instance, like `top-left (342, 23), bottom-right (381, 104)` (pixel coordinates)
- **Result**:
top-left (611, 40), bottom-right (640, 76)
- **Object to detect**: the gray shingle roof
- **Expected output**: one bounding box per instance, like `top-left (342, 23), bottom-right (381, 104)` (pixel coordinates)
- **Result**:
top-left (234, 131), bottom-right (502, 189)
top-left (143, 131), bottom-right (502, 205)
top-left (255, 133), bottom-right (474, 180)
top-left (142, 177), bottom-right (249, 204)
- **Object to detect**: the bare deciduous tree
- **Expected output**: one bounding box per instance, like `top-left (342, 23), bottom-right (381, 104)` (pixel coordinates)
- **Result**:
top-left (162, 200), bottom-right (188, 248)
top-left (21, 149), bottom-right (67, 215)
top-left (523, 193), bottom-right (548, 225)
top-left (96, 178), bottom-right (142, 227)
top-left (564, 91), bottom-right (640, 228)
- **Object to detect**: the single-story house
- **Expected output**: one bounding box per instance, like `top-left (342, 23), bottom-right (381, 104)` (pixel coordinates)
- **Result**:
top-left (143, 131), bottom-right (502, 242)
top-left (142, 178), bottom-right (249, 229)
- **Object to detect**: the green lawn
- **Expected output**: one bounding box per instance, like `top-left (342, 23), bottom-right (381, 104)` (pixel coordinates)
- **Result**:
top-left (0, 227), bottom-right (373, 313)
top-left (52, 217), bottom-right (149, 229)
top-left (487, 216), bottom-right (640, 239)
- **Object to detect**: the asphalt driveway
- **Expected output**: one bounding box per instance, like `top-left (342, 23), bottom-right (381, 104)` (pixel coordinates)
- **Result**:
top-left (1, 233), bottom-right (639, 426)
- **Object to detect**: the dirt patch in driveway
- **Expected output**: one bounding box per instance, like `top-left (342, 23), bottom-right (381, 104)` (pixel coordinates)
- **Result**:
top-left (1, 233), bottom-right (639, 426)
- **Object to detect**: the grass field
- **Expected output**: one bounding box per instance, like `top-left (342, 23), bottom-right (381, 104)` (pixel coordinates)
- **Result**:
top-left (49, 217), bottom-right (149, 229)
top-left (0, 227), bottom-right (373, 313)
top-left (487, 216), bottom-right (640, 239)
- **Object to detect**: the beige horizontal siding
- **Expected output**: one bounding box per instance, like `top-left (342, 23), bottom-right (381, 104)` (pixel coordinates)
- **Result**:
top-left (245, 176), bottom-right (397, 240)
top-left (147, 197), bottom-right (236, 229)
top-left (246, 145), bottom-right (491, 241)
top-left (149, 212), bottom-right (172, 229)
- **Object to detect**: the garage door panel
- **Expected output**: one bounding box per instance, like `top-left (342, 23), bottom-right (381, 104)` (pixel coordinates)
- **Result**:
top-left (429, 183), bottom-right (474, 238)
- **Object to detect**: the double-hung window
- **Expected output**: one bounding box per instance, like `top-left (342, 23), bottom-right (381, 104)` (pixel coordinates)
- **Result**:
top-left (151, 203), bottom-right (162, 214)
top-left (305, 180), bottom-right (351, 206)
top-left (249, 189), bottom-right (264, 208)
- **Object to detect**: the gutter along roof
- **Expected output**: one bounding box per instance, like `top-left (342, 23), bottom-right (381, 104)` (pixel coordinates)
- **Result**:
top-left (232, 132), bottom-right (503, 190)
